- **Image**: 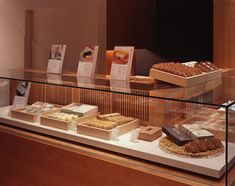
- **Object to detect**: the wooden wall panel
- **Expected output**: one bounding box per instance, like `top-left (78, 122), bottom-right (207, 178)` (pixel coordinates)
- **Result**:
top-left (1, 126), bottom-right (205, 186)
top-left (78, 89), bottom-right (112, 114)
top-left (214, 0), bottom-right (235, 68)
top-left (45, 84), bottom-right (72, 105)
top-left (107, 0), bottom-right (156, 50)
top-left (28, 83), bottom-right (46, 104)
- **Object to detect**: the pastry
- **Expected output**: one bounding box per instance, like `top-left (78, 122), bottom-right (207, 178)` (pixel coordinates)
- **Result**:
top-left (48, 112), bottom-right (79, 122)
top-left (159, 137), bottom-right (224, 158)
top-left (100, 114), bottom-right (134, 125)
top-left (83, 118), bottom-right (117, 130)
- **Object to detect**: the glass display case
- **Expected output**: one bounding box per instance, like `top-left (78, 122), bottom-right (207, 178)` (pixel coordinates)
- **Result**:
top-left (0, 69), bottom-right (234, 185)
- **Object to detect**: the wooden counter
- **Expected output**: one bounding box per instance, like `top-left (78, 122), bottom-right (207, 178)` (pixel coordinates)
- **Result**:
top-left (0, 124), bottom-right (234, 186)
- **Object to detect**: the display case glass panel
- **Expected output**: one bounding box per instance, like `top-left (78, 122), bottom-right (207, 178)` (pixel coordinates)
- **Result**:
top-left (0, 69), bottom-right (234, 185)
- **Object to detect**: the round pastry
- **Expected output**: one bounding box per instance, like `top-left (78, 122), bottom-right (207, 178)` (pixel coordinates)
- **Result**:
top-left (206, 138), bottom-right (216, 150)
top-left (159, 137), bottom-right (224, 158)
top-left (197, 140), bottom-right (208, 152)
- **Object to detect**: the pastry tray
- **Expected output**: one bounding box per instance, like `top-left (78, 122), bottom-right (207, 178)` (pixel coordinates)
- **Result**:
top-left (41, 110), bottom-right (98, 130)
top-left (149, 68), bottom-right (222, 87)
top-left (11, 107), bottom-right (60, 123)
top-left (77, 119), bottom-right (139, 140)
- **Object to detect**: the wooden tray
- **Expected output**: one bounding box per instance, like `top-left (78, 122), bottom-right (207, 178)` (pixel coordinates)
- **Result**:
top-left (41, 110), bottom-right (98, 130)
top-left (77, 119), bottom-right (140, 140)
top-left (149, 68), bottom-right (222, 87)
top-left (11, 108), bottom-right (38, 122)
top-left (11, 105), bottom-right (61, 123)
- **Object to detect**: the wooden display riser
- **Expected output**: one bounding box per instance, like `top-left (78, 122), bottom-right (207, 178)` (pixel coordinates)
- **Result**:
top-left (0, 124), bottom-right (234, 186)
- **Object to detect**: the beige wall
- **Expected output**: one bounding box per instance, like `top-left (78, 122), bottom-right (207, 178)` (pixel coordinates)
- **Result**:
top-left (30, 0), bottom-right (106, 74)
top-left (0, 7), bottom-right (25, 69)
top-left (0, 0), bottom-right (107, 74)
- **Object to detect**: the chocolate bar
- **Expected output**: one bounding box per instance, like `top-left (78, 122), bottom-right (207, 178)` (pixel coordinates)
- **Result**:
top-left (162, 126), bottom-right (192, 146)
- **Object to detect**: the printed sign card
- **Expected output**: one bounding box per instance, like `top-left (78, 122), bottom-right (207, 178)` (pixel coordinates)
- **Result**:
top-left (13, 81), bottom-right (31, 107)
top-left (110, 46), bottom-right (134, 80)
top-left (47, 44), bottom-right (66, 74)
top-left (77, 46), bottom-right (99, 77)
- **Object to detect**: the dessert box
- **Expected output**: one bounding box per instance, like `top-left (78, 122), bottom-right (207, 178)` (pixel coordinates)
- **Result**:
top-left (149, 62), bottom-right (222, 87)
top-left (150, 68), bottom-right (221, 87)
top-left (40, 109), bottom-right (98, 130)
top-left (11, 102), bottom-right (59, 123)
top-left (77, 114), bottom-right (140, 140)
top-left (138, 126), bottom-right (162, 142)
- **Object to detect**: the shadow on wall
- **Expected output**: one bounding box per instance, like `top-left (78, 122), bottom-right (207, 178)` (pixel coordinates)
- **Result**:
top-left (135, 49), bottom-right (165, 76)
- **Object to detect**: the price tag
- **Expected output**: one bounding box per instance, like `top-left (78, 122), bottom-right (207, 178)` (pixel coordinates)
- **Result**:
top-left (77, 62), bottom-right (93, 77)
top-left (130, 128), bottom-right (140, 143)
top-left (9, 81), bottom-right (31, 116)
top-left (47, 60), bottom-right (63, 74)
top-left (111, 127), bottom-right (119, 141)
top-left (69, 121), bottom-right (77, 132)
top-left (47, 44), bottom-right (66, 74)
top-left (77, 46), bottom-right (99, 77)
top-left (110, 46), bottom-right (134, 80)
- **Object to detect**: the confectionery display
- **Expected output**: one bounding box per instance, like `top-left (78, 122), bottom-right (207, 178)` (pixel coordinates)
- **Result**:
top-left (48, 112), bottom-right (79, 122)
top-left (97, 113), bottom-right (134, 125)
top-left (149, 61), bottom-right (221, 87)
top-left (82, 118), bottom-right (117, 130)
top-left (83, 113), bottom-right (135, 130)
top-left (159, 137), bottom-right (224, 158)
top-left (77, 113), bottom-right (139, 140)
top-left (61, 103), bottom-right (98, 117)
top-left (11, 102), bottom-right (58, 122)
top-left (152, 61), bottom-right (219, 78)
top-left (0, 61), bottom-right (233, 179)
top-left (160, 124), bottom-right (224, 158)
top-left (138, 126), bottom-right (162, 142)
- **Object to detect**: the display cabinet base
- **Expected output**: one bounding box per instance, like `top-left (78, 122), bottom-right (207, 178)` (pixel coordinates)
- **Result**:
top-left (0, 106), bottom-right (234, 179)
